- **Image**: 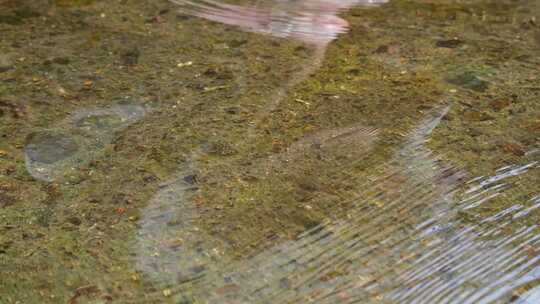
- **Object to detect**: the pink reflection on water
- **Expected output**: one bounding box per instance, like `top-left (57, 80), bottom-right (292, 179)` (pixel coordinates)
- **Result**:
top-left (171, 0), bottom-right (388, 46)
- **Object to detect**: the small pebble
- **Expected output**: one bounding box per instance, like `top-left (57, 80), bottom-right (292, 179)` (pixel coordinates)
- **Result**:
top-left (177, 61), bottom-right (193, 68)
top-left (436, 38), bottom-right (463, 48)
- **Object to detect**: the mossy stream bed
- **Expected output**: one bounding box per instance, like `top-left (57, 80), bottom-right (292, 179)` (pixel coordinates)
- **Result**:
top-left (0, 0), bottom-right (539, 303)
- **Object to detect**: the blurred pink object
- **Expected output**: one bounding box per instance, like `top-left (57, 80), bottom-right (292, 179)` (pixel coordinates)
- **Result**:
top-left (171, 0), bottom-right (388, 46)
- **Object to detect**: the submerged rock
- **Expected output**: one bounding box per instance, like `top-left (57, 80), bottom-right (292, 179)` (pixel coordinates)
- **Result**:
top-left (24, 104), bottom-right (149, 182)
top-left (446, 72), bottom-right (490, 92)
top-left (0, 53), bottom-right (14, 73)
top-left (25, 133), bottom-right (79, 164)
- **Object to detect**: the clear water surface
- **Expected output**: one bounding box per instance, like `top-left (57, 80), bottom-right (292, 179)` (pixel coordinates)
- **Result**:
top-left (0, 0), bottom-right (539, 303)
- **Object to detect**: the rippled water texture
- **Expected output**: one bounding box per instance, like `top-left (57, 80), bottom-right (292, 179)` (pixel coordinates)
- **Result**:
top-left (0, 0), bottom-right (539, 303)
top-left (133, 106), bottom-right (540, 303)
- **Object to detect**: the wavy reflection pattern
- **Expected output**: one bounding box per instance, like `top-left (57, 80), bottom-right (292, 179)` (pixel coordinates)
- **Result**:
top-left (133, 100), bottom-right (540, 303)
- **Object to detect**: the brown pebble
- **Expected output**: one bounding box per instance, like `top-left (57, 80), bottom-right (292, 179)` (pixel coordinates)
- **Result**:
top-left (490, 100), bottom-right (511, 111)
top-left (502, 142), bottom-right (526, 156)
top-left (464, 110), bottom-right (494, 122)
top-left (436, 39), bottom-right (463, 48)
top-left (216, 283), bottom-right (240, 295)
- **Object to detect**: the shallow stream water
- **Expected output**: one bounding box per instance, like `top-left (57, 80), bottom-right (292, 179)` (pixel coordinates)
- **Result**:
top-left (0, 0), bottom-right (539, 303)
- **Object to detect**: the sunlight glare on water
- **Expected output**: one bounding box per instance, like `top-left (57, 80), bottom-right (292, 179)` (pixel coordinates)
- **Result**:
top-left (170, 0), bottom-right (389, 46)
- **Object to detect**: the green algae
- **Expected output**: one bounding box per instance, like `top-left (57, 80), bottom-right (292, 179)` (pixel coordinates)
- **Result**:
top-left (0, 7), bottom-right (40, 25)
top-left (0, 0), bottom-right (538, 302)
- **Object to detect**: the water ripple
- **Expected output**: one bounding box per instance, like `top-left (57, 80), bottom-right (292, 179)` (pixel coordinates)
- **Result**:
top-left (131, 107), bottom-right (540, 302)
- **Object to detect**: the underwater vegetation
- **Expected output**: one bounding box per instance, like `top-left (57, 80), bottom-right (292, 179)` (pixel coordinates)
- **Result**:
top-left (0, 0), bottom-right (538, 303)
